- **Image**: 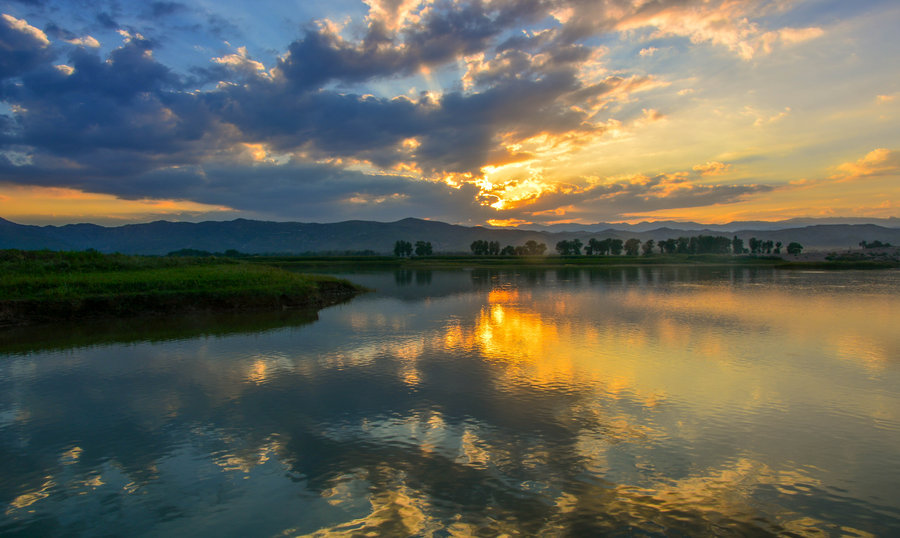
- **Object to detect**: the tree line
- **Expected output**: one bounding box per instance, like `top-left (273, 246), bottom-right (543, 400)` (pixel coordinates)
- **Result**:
top-left (470, 239), bottom-right (547, 256)
top-left (397, 235), bottom-right (805, 257)
top-left (394, 240), bottom-right (433, 257)
top-left (554, 235), bottom-right (803, 256)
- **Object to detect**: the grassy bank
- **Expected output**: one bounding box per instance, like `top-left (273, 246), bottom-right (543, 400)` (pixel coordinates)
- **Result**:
top-left (0, 250), bottom-right (366, 326)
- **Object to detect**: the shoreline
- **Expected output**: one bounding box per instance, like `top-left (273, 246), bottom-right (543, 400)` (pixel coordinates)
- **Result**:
top-left (258, 254), bottom-right (900, 270)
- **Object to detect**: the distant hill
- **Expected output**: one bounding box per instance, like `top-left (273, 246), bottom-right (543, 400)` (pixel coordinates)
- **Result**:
top-left (1, 217), bottom-right (898, 254)
top-left (521, 217), bottom-right (900, 233)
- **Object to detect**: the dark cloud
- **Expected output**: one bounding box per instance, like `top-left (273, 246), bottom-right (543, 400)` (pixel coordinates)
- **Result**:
top-left (148, 2), bottom-right (187, 18)
top-left (0, 13), bottom-right (55, 80)
top-left (274, 0), bottom-right (551, 92)
top-left (96, 12), bottom-right (119, 29)
top-left (0, 0), bottom-right (734, 224)
top-left (43, 22), bottom-right (75, 41)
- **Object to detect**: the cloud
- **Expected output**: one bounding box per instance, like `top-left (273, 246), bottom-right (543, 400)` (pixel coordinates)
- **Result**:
top-left (473, 169), bottom-right (774, 224)
top-left (43, 23), bottom-right (100, 48)
top-left (640, 108), bottom-right (665, 122)
top-left (565, 0), bottom-right (824, 60)
top-left (148, 2), bottom-right (188, 18)
top-left (831, 149), bottom-right (900, 181)
top-left (0, 13), bottom-right (54, 79)
top-left (693, 161), bottom-right (731, 176)
top-left (211, 46), bottom-right (268, 78)
top-left (64, 35), bottom-right (101, 48)
top-left (0, 0), bottom-right (877, 226)
top-left (362, 0), bottom-right (427, 33)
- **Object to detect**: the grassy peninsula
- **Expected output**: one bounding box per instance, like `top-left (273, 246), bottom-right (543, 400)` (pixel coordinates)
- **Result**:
top-left (0, 250), bottom-right (365, 326)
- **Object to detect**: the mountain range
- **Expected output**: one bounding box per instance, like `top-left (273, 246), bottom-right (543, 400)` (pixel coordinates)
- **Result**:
top-left (1, 217), bottom-right (898, 255)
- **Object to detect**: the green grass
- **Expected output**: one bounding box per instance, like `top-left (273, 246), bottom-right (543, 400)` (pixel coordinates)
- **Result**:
top-left (0, 250), bottom-right (365, 325)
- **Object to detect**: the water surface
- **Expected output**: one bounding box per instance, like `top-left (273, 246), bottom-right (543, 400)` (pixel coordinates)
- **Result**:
top-left (2, 267), bottom-right (899, 535)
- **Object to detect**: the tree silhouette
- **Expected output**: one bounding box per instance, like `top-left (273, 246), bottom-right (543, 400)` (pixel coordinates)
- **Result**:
top-left (786, 242), bottom-right (803, 256)
top-left (555, 239), bottom-right (583, 255)
top-left (642, 239), bottom-right (655, 255)
top-left (414, 241), bottom-right (433, 256)
top-left (732, 236), bottom-right (744, 255)
top-left (394, 240), bottom-right (413, 257)
top-left (610, 239), bottom-right (624, 255)
top-left (524, 240), bottom-right (546, 255)
top-left (470, 240), bottom-right (489, 255)
top-left (624, 238), bottom-right (641, 256)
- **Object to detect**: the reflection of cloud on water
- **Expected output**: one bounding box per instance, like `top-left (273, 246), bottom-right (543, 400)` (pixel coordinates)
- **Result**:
top-left (3, 268), bottom-right (899, 534)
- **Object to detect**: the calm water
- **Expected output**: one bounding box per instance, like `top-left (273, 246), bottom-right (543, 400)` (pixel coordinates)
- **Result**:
top-left (2, 267), bottom-right (899, 536)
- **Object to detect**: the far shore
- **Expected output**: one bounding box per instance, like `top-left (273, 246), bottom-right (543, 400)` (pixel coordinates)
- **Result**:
top-left (2, 248), bottom-right (896, 327)
top-left (254, 252), bottom-right (900, 270)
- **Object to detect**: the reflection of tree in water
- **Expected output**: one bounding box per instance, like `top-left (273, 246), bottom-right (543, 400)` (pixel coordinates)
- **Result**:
top-left (393, 269), bottom-right (433, 287)
top-left (415, 270), bottom-right (432, 285)
top-left (394, 269), bottom-right (414, 286)
top-left (3, 268), bottom-right (897, 536)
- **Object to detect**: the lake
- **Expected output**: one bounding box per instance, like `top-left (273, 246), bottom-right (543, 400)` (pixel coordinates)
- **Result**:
top-left (2, 267), bottom-right (899, 536)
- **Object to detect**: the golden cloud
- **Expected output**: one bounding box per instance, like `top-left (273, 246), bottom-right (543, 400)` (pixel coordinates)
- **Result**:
top-left (2, 13), bottom-right (49, 46)
top-left (832, 148), bottom-right (900, 181)
top-left (693, 161), bottom-right (731, 176)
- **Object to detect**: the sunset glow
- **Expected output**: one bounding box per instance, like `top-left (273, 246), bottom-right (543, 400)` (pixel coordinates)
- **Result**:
top-left (0, 1), bottom-right (897, 225)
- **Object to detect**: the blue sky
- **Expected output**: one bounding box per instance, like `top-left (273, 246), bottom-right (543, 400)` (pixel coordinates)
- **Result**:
top-left (0, 0), bottom-right (897, 225)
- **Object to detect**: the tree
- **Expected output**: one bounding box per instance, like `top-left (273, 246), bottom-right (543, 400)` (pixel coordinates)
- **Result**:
top-left (555, 239), bottom-right (583, 255)
top-left (732, 236), bottom-right (744, 255)
top-left (661, 238), bottom-right (678, 254)
top-left (489, 241), bottom-right (500, 255)
top-left (642, 239), bottom-right (655, 255)
top-left (610, 239), bottom-right (624, 255)
top-left (624, 238), bottom-right (641, 256)
top-left (500, 245), bottom-right (516, 255)
top-left (774, 241), bottom-right (782, 254)
top-left (470, 240), bottom-right (490, 255)
top-left (571, 238), bottom-right (583, 255)
top-left (394, 240), bottom-right (412, 257)
top-left (523, 240), bottom-right (546, 255)
top-left (786, 242), bottom-right (803, 256)
top-left (748, 237), bottom-right (761, 254)
top-left (555, 240), bottom-right (569, 255)
top-left (414, 241), bottom-right (433, 256)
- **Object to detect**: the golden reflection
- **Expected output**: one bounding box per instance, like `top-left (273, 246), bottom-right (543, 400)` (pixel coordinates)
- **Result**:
top-left (213, 437), bottom-right (282, 474)
top-left (247, 359), bottom-right (269, 384)
top-left (7, 477), bottom-right (55, 512)
top-left (307, 470), bottom-right (434, 536)
top-left (60, 446), bottom-right (83, 465)
top-left (457, 429), bottom-right (491, 469)
top-left (833, 334), bottom-right (889, 371)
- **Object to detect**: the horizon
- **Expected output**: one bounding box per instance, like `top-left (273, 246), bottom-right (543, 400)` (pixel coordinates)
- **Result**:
top-left (1, 1), bottom-right (898, 226)
top-left (3, 214), bottom-right (899, 231)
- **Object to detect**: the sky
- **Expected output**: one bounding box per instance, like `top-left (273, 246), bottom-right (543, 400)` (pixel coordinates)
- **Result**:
top-left (0, 0), bottom-right (898, 227)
